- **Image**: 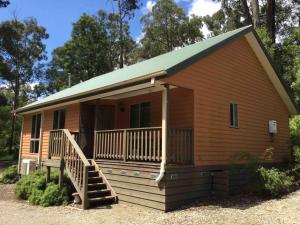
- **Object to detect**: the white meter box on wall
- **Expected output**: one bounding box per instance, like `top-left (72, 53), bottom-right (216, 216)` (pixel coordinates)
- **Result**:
top-left (269, 120), bottom-right (277, 134)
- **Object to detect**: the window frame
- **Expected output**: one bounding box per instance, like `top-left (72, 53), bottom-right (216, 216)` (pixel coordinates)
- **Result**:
top-left (30, 113), bottom-right (42, 154)
top-left (229, 103), bottom-right (239, 128)
top-left (53, 109), bottom-right (66, 130)
top-left (129, 102), bottom-right (151, 128)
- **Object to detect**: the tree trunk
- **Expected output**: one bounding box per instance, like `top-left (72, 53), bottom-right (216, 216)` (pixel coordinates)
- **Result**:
top-left (118, 0), bottom-right (124, 69)
top-left (241, 0), bottom-right (253, 26)
top-left (8, 76), bottom-right (20, 153)
top-left (250, 0), bottom-right (260, 28)
top-left (267, 0), bottom-right (276, 43)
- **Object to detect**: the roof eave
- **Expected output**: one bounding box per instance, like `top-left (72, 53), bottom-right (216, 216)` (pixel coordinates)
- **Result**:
top-left (15, 70), bottom-right (168, 114)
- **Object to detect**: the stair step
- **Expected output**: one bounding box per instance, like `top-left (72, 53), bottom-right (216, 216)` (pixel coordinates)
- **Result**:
top-left (88, 171), bottom-right (99, 177)
top-left (87, 165), bottom-right (95, 171)
top-left (89, 196), bottom-right (115, 207)
top-left (87, 189), bottom-right (111, 198)
top-left (89, 196), bottom-right (115, 202)
top-left (88, 177), bottom-right (103, 183)
top-left (87, 183), bottom-right (107, 191)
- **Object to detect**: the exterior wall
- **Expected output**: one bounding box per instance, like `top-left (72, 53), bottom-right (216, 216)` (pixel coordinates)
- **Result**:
top-left (164, 37), bottom-right (291, 166)
top-left (99, 87), bottom-right (193, 129)
top-left (20, 103), bottom-right (80, 161)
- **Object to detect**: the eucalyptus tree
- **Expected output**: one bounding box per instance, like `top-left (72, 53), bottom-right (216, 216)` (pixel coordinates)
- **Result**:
top-left (139, 0), bottom-right (204, 59)
top-left (0, 18), bottom-right (48, 152)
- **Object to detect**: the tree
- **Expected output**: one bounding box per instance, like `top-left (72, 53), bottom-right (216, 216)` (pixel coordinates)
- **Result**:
top-left (267, 0), bottom-right (276, 43)
top-left (0, 0), bottom-right (9, 8)
top-left (241, 0), bottom-right (253, 26)
top-left (139, 0), bottom-right (203, 59)
top-left (0, 18), bottom-right (48, 153)
top-left (43, 11), bottom-right (136, 94)
top-left (113, 0), bottom-right (139, 68)
top-left (250, 0), bottom-right (260, 28)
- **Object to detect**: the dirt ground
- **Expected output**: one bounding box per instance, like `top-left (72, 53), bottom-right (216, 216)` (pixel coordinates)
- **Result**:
top-left (1, 184), bottom-right (300, 225)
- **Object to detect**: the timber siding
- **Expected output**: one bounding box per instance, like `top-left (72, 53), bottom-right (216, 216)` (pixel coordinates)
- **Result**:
top-left (20, 104), bottom-right (80, 160)
top-left (97, 161), bottom-right (212, 211)
top-left (164, 37), bottom-right (291, 166)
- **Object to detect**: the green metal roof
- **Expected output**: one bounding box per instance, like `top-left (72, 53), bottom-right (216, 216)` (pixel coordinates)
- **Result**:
top-left (17, 25), bottom-right (253, 113)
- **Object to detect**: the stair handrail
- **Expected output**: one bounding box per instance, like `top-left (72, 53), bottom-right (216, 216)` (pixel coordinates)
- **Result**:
top-left (61, 129), bottom-right (90, 209)
top-left (62, 129), bottom-right (90, 166)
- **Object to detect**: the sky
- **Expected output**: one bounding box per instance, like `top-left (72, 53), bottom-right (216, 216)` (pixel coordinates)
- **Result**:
top-left (0, 0), bottom-right (221, 60)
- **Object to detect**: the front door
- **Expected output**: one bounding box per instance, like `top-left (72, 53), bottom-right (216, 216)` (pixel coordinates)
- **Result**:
top-left (96, 105), bottom-right (115, 130)
top-left (79, 103), bottom-right (95, 158)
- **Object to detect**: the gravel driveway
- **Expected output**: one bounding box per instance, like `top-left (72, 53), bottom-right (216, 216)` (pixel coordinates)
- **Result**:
top-left (0, 184), bottom-right (300, 225)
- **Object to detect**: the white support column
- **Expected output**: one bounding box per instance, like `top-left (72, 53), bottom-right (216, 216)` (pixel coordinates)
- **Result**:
top-left (156, 84), bottom-right (169, 183)
top-left (17, 115), bottom-right (24, 174)
top-left (38, 112), bottom-right (44, 166)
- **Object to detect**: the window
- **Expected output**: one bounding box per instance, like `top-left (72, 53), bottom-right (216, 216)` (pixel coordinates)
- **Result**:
top-left (53, 109), bottom-right (65, 130)
top-left (230, 103), bottom-right (239, 128)
top-left (30, 114), bottom-right (41, 153)
top-left (130, 102), bottom-right (151, 128)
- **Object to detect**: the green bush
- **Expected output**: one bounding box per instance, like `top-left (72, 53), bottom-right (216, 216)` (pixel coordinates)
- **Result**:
top-left (257, 166), bottom-right (294, 197)
top-left (293, 146), bottom-right (300, 165)
top-left (39, 183), bottom-right (69, 207)
top-left (28, 188), bottom-right (43, 205)
top-left (0, 165), bottom-right (19, 184)
top-left (15, 170), bottom-right (46, 199)
top-left (290, 116), bottom-right (300, 146)
top-left (15, 169), bottom-right (72, 207)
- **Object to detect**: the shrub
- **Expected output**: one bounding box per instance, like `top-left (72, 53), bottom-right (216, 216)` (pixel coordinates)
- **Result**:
top-left (15, 170), bottom-right (46, 199)
top-left (257, 166), bottom-right (294, 197)
top-left (293, 146), bottom-right (300, 165)
top-left (0, 165), bottom-right (18, 184)
top-left (39, 183), bottom-right (69, 207)
top-left (15, 169), bottom-right (72, 207)
top-left (290, 116), bottom-right (300, 146)
top-left (28, 188), bottom-right (43, 205)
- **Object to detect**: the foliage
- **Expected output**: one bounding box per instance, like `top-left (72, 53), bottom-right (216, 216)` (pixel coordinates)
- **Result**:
top-left (0, 165), bottom-right (18, 184)
top-left (39, 183), bottom-right (69, 207)
top-left (139, 0), bottom-right (203, 59)
top-left (257, 166), bottom-right (294, 197)
top-left (40, 10), bottom-right (136, 95)
top-left (293, 146), bottom-right (300, 165)
top-left (15, 170), bottom-right (47, 199)
top-left (0, 18), bottom-right (48, 153)
top-left (0, 0), bottom-right (9, 8)
top-left (290, 116), bottom-right (300, 146)
top-left (15, 169), bottom-right (73, 207)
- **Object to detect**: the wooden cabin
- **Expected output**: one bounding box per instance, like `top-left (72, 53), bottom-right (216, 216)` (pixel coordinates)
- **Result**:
top-left (15, 26), bottom-right (298, 211)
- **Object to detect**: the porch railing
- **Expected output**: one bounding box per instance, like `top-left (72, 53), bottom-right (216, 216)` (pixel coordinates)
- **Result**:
top-left (94, 127), bottom-right (162, 162)
top-left (94, 127), bottom-right (193, 164)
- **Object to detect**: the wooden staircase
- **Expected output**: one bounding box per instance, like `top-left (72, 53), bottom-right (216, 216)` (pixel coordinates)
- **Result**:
top-left (48, 129), bottom-right (117, 209)
top-left (86, 161), bottom-right (117, 208)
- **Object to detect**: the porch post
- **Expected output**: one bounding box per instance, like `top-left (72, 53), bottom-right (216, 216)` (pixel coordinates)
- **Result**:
top-left (162, 84), bottom-right (169, 163)
top-left (38, 112), bottom-right (44, 167)
top-left (156, 84), bottom-right (169, 183)
top-left (94, 99), bottom-right (100, 159)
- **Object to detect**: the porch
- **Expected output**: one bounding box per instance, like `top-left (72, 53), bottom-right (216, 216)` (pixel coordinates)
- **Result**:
top-left (45, 83), bottom-right (194, 209)
top-left (48, 82), bottom-right (194, 166)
